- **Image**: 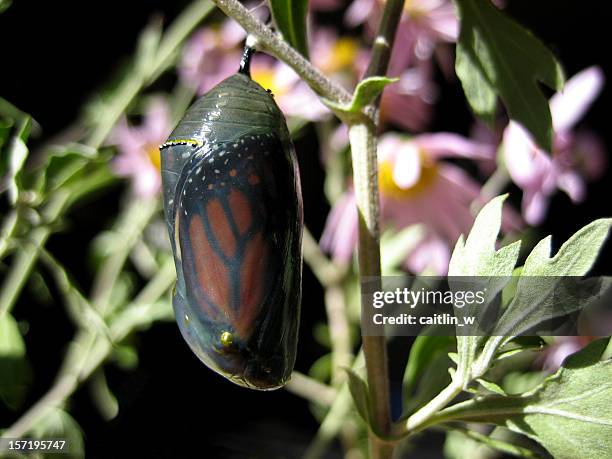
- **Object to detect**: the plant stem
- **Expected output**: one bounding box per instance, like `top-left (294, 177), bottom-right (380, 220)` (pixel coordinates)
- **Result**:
top-left (399, 378), bottom-right (463, 435)
top-left (348, 122), bottom-right (392, 441)
top-left (348, 0), bottom-right (405, 456)
top-left (301, 228), bottom-right (352, 385)
top-left (363, 0), bottom-right (405, 79)
top-left (209, 0), bottom-right (351, 104)
top-left (285, 372), bottom-right (337, 407)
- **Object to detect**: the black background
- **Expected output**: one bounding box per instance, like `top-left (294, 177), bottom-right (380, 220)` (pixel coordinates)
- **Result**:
top-left (0, 1), bottom-right (610, 457)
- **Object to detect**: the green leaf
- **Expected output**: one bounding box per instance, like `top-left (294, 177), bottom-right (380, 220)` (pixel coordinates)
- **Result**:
top-left (269, 0), bottom-right (309, 58)
top-left (324, 77), bottom-right (398, 117)
top-left (446, 427), bottom-right (543, 458)
top-left (454, 0), bottom-right (564, 151)
top-left (449, 195), bottom-right (520, 278)
top-left (476, 378), bottom-right (506, 395)
top-left (455, 40), bottom-right (497, 126)
top-left (2, 117), bottom-right (31, 205)
top-left (492, 219), bottom-right (612, 339)
top-left (440, 339), bottom-right (612, 459)
top-left (345, 367), bottom-right (371, 426)
top-left (35, 144), bottom-right (99, 194)
top-left (402, 335), bottom-right (454, 410)
top-left (522, 218), bottom-right (612, 277)
top-left (0, 313), bottom-right (32, 410)
top-left (448, 195), bottom-right (520, 385)
top-left (406, 345), bottom-right (455, 415)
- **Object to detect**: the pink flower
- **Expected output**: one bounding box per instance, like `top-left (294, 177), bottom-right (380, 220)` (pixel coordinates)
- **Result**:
top-left (502, 67), bottom-right (606, 225)
top-left (321, 132), bottom-right (521, 274)
top-left (346, 0), bottom-right (458, 68)
top-left (111, 98), bottom-right (171, 198)
top-left (179, 22), bottom-right (245, 95)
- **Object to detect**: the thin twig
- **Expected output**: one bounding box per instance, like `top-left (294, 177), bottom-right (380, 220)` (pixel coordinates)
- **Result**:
top-left (210, 0), bottom-right (352, 104)
top-left (349, 1), bottom-right (405, 456)
top-left (285, 372), bottom-right (337, 407)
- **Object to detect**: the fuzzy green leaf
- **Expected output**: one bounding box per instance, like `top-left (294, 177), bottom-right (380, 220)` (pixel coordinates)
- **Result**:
top-left (324, 77), bottom-right (399, 117)
top-left (493, 219), bottom-right (612, 339)
top-left (448, 195), bottom-right (520, 385)
top-left (439, 339), bottom-right (612, 459)
top-left (455, 0), bottom-right (564, 151)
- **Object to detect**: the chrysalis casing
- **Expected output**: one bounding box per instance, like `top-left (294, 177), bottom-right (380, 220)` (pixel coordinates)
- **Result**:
top-left (160, 47), bottom-right (303, 390)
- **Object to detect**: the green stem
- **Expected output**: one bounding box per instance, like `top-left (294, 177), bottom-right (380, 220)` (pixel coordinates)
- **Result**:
top-left (347, 0), bottom-right (405, 456)
top-left (348, 121), bottom-right (392, 445)
top-left (399, 378), bottom-right (463, 435)
top-left (285, 372), bottom-right (337, 407)
top-left (301, 228), bottom-right (352, 385)
top-left (363, 0), bottom-right (406, 79)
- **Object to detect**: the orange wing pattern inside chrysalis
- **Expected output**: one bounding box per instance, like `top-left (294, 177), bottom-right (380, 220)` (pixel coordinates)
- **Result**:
top-left (207, 198), bottom-right (236, 257)
top-left (188, 213), bottom-right (230, 320)
top-left (236, 232), bottom-right (267, 337)
top-left (228, 189), bottom-right (252, 235)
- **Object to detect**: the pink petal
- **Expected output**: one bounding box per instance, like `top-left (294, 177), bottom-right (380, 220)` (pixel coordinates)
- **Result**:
top-left (344, 0), bottom-right (377, 26)
top-left (503, 121), bottom-right (552, 188)
top-left (556, 171), bottom-right (586, 203)
top-left (404, 234), bottom-right (450, 275)
top-left (320, 191), bottom-right (358, 263)
top-left (522, 188), bottom-right (549, 226)
top-left (416, 132), bottom-right (494, 160)
top-left (550, 66), bottom-right (604, 133)
top-left (220, 19), bottom-right (247, 47)
top-left (144, 98), bottom-right (171, 142)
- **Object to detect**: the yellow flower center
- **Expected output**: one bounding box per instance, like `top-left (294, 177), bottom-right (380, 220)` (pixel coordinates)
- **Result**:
top-left (252, 67), bottom-right (288, 98)
top-left (321, 38), bottom-right (359, 74)
top-left (378, 153), bottom-right (438, 199)
top-left (146, 144), bottom-right (161, 170)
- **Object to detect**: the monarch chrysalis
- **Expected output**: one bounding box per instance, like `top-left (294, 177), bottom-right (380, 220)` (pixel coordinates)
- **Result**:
top-left (160, 46), bottom-right (303, 390)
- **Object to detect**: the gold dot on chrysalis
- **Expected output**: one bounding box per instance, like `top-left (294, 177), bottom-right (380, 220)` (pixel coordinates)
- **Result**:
top-left (220, 331), bottom-right (234, 348)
